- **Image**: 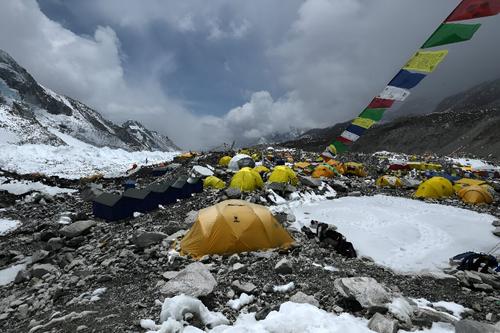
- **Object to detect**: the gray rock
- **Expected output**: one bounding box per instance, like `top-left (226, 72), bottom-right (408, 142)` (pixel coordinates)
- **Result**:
top-left (368, 313), bottom-right (398, 333)
top-left (31, 264), bottom-right (59, 278)
top-left (455, 319), bottom-right (499, 333)
top-left (473, 283), bottom-right (494, 292)
top-left (166, 230), bottom-right (187, 242)
top-left (31, 250), bottom-right (50, 264)
top-left (17, 304), bottom-right (29, 318)
top-left (232, 263), bottom-right (247, 273)
top-left (274, 258), bottom-right (293, 274)
top-left (160, 262), bottom-right (216, 297)
top-left (289, 291), bottom-right (319, 307)
top-left (225, 187), bottom-right (242, 199)
top-left (47, 237), bottom-right (63, 251)
top-left (299, 176), bottom-right (322, 188)
top-left (492, 220), bottom-right (500, 227)
top-left (65, 236), bottom-right (85, 247)
top-left (162, 271), bottom-right (179, 280)
top-left (133, 232), bottom-right (168, 248)
top-left (492, 228), bottom-right (500, 237)
top-left (232, 280), bottom-right (257, 294)
top-left (414, 308), bottom-right (458, 325)
top-left (60, 220), bottom-right (97, 238)
top-left (14, 269), bottom-right (31, 284)
top-left (464, 271), bottom-right (483, 284)
top-left (334, 277), bottom-right (391, 309)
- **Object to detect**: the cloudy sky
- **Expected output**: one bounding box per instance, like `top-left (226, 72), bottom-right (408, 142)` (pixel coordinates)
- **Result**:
top-left (1, 0), bottom-right (499, 149)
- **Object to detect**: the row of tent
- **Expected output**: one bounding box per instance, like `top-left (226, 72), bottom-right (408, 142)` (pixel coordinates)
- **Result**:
top-left (377, 175), bottom-right (495, 205)
top-left (92, 176), bottom-right (202, 221)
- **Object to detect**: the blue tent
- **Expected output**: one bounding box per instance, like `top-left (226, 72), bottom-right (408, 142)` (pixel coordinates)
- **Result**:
top-left (92, 193), bottom-right (132, 221)
top-left (123, 188), bottom-right (156, 213)
top-left (186, 178), bottom-right (203, 194)
top-left (172, 176), bottom-right (191, 199)
top-left (148, 181), bottom-right (177, 205)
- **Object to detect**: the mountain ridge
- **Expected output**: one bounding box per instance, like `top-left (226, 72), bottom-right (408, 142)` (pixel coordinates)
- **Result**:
top-left (0, 49), bottom-right (179, 152)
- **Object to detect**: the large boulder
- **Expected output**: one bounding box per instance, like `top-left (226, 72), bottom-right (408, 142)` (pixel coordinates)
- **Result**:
top-left (334, 277), bottom-right (391, 309)
top-left (455, 319), bottom-right (499, 333)
top-left (30, 264), bottom-right (59, 278)
top-left (368, 313), bottom-right (398, 333)
top-left (133, 232), bottom-right (168, 248)
top-left (289, 291), bottom-right (319, 307)
top-left (160, 262), bottom-right (217, 297)
top-left (60, 220), bottom-right (97, 238)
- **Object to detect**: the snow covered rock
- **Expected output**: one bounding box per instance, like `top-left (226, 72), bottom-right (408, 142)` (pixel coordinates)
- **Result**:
top-left (367, 313), bottom-right (398, 333)
top-left (455, 319), bottom-right (499, 333)
top-left (299, 176), bottom-right (322, 188)
top-left (334, 277), bottom-right (391, 309)
top-left (160, 262), bottom-right (217, 297)
top-left (289, 291), bottom-right (319, 307)
top-left (59, 220), bottom-right (96, 238)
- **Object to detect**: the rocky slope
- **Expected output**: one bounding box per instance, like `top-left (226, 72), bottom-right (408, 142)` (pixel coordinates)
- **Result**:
top-left (281, 80), bottom-right (500, 160)
top-left (0, 49), bottom-right (178, 152)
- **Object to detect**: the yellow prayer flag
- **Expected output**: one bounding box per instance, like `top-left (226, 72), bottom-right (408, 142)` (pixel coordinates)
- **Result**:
top-left (352, 117), bottom-right (375, 129)
top-left (403, 50), bottom-right (448, 73)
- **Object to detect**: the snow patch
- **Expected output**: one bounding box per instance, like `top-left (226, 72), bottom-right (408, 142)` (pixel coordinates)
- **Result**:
top-left (0, 177), bottom-right (76, 196)
top-left (291, 195), bottom-right (497, 273)
top-left (0, 263), bottom-right (26, 286)
top-left (273, 282), bottom-right (295, 293)
top-left (0, 218), bottom-right (21, 235)
top-left (227, 293), bottom-right (255, 310)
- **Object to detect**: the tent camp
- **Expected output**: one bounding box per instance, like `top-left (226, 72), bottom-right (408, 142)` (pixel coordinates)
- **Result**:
top-left (452, 178), bottom-right (487, 193)
top-left (203, 176), bottom-right (226, 189)
top-left (376, 175), bottom-right (403, 188)
top-left (92, 193), bottom-right (132, 221)
top-left (312, 164), bottom-right (337, 178)
top-left (123, 188), bottom-right (156, 213)
top-left (458, 185), bottom-right (494, 205)
top-left (180, 200), bottom-right (294, 257)
top-left (218, 156), bottom-right (232, 167)
top-left (228, 154), bottom-right (256, 171)
top-left (148, 181), bottom-right (177, 205)
top-left (344, 162), bottom-right (367, 177)
top-left (415, 177), bottom-right (454, 199)
top-left (229, 167), bottom-right (264, 192)
top-left (268, 165), bottom-right (298, 185)
top-left (253, 165), bottom-right (270, 175)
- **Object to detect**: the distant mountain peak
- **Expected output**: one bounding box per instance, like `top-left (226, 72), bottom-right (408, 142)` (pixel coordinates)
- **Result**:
top-left (0, 49), bottom-right (179, 151)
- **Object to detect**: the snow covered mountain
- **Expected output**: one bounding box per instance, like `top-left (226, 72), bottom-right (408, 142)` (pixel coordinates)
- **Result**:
top-left (0, 49), bottom-right (179, 151)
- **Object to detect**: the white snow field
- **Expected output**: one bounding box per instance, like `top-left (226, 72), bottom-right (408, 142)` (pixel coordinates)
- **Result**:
top-left (0, 143), bottom-right (179, 179)
top-left (290, 195), bottom-right (498, 273)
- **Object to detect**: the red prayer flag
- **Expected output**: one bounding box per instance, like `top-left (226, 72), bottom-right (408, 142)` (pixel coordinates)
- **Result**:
top-left (336, 136), bottom-right (353, 145)
top-left (446, 0), bottom-right (500, 22)
top-left (368, 97), bottom-right (395, 109)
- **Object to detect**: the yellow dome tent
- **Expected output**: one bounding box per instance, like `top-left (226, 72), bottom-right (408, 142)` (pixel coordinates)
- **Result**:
top-left (218, 156), bottom-right (232, 167)
top-left (203, 176), bottom-right (226, 190)
top-left (268, 165), bottom-right (298, 186)
top-left (376, 175), bottom-right (403, 188)
top-left (344, 162), bottom-right (367, 177)
top-left (452, 178), bottom-right (487, 193)
top-left (253, 165), bottom-right (270, 175)
top-left (312, 164), bottom-right (336, 178)
top-left (180, 200), bottom-right (294, 257)
top-left (229, 167), bottom-right (264, 192)
top-left (415, 177), bottom-right (454, 199)
top-left (458, 185), bottom-right (494, 205)
top-left (294, 162), bottom-right (310, 170)
top-left (326, 160), bottom-right (345, 175)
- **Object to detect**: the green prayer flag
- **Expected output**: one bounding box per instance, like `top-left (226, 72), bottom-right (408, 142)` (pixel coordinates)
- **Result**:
top-left (331, 140), bottom-right (348, 153)
top-left (422, 23), bottom-right (481, 48)
top-left (359, 108), bottom-right (385, 121)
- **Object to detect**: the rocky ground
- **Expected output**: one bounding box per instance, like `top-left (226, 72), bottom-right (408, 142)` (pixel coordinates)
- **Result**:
top-left (1, 151), bottom-right (500, 332)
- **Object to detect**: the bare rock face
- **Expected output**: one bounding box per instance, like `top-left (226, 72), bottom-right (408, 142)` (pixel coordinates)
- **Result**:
top-left (60, 220), bottom-right (97, 238)
top-left (160, 262), bottom-right (217, 297)
top-left (334, 277), bottom-right (391, 309)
